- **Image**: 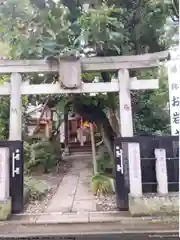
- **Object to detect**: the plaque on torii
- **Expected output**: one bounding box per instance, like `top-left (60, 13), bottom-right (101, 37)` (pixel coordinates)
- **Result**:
top-left (59, 56), bottom-right (81, 89)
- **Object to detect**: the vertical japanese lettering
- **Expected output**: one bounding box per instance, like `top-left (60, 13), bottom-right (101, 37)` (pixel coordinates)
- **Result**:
top-left (172, 112), bottom-right (180, 124)
top-left (12, 149), bottom-right (20, 177)
top-left (115, 146), bottom-right (123, 174)
top-left (168, 62), bottom-right (180, 136)
top-left (172, 96), bottom-right (180, 107)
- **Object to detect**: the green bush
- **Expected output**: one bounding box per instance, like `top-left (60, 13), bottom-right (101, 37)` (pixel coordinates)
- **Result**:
top-left (24, 138), bottom-right (61, 173)
top-left (91, 174), bottom-right (113, 196)
top-left (90, 145), bottom-right (115, 196)
top-left (31, 138), bottom-right (58, 173)
top-left (24, 141), bottom-right (32, 174)
top-left (96, 145), bottom-right (114, 177)
top-left (24, 141), bottom-right (31, 162)
top-left (24, 176), bottom-right (50, 200)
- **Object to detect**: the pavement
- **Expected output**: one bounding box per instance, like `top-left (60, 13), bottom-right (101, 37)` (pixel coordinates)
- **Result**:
top-left (44, 155), bottom-right (97, 213)
top-left (9, 211), bottom-right (178, 225)
top-left (0, 232), bottom-right (179, 239)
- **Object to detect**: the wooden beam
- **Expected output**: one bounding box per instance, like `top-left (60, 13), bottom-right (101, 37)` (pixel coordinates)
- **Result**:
top-left (0, 79), bottom-right (159, 95)
top-left (0, 51), bottom-right (169, 73)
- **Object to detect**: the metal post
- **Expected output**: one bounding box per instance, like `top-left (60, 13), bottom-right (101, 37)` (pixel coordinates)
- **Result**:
top-left (90, 123), bottom-right (97, 175)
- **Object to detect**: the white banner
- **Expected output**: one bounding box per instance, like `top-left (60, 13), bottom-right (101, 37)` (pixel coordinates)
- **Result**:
top-left (0, 147), bottom-right (9, 201)
top-left (167, 61), bottom-right (179, 136)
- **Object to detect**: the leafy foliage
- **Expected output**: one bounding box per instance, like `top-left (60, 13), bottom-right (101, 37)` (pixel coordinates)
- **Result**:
top-left (0, 0), bottom-right (171, 58)
top-left (167, 0), bottom-right (179, 22)
top-left (133, 66), bottom-right (170, 135)
top-left (0, 0), bottom-right (175, 152)
top-left (24, 138), bottom-right (59, 173)
top-left (0, 96), bottom-right (9, 140)
top-left (91, 173), bottom-right (114, 196)
top-left (96, 145), bottom-right (114, 176)
top-left (24, 175), bottom-right (50, 200)
top-left (75, 4), bottom-right (124, 54)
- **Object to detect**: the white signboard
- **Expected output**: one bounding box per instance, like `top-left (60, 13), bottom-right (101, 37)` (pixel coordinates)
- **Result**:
top-left (128, 143), bottom-right (142, 197)
top-left (167, 62), bottom-right (179, 136)
top-left (0, 147), bottom-right (9, 201)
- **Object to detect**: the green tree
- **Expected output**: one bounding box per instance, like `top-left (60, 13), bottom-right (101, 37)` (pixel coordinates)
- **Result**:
top-left (0, 0), bottom-right (174, 156)
top-left (133, 67), bottom-right (170, 135)
top-left (0, 96), bottom-right (9, 140)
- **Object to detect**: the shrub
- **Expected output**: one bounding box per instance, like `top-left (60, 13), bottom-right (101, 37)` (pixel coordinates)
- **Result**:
top-left (31, 138), bottom-right (58, 173)
top-left (23, 141), bottom-right (32, 174)
top-left (24, 176), bottom-right (50, 200)
top-left (24, 138), bottom-right (61, 173)
top-left (91, 173), bottom-right (113, 196)
top-left (96, 145), bottom-right (114, 177)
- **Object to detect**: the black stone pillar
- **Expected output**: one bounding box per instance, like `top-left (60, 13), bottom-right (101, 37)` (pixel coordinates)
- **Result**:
top-left (9, 141), bottom-right (24, 213)
top-left (114, 138), bottom-right (129, 211)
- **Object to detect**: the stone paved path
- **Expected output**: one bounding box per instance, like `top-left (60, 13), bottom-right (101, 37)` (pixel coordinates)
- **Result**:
top-left (45, 155), bottom-right (97, 213)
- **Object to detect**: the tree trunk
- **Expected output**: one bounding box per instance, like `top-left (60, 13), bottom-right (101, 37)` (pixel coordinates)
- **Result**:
top-left (101, 72), bottom-right (120, 136)
top-left (100, 124), bottom-right (115, 178)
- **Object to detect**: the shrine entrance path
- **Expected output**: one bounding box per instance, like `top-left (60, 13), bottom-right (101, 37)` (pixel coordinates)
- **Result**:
top-left (44, 154), bottom-right (98, 213)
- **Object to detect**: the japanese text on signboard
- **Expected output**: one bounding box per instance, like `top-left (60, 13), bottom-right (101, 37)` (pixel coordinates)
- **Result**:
top-left (168, 63), bottom-right (179, 135)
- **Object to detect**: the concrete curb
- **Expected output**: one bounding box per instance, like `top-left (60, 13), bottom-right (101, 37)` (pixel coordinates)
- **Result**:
top-left (0, 230), bottom-right (179, 239)
top-left (0, 211), bottom-right (178, 225)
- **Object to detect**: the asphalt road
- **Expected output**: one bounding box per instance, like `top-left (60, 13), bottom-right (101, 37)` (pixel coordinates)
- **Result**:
top-left (0, 221), bottom-right (178, 239)
top-left (0, 232), bottom-right (179, 240)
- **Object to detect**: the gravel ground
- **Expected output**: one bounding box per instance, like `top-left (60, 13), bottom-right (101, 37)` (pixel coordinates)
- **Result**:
top-left (23, 180), bottom-right (60, 214)
top-left (23, 157), bottom-right (117, 214)
top-left (24, 182), bottom-right (117, 213)
top-left (96, 194), bottom-right (118, 211)
top-left (23, 160), bottom-right (72, 214)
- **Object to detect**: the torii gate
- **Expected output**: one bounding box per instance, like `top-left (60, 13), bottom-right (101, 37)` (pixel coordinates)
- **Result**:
top-left (0, 51), bottom-right (169, 217)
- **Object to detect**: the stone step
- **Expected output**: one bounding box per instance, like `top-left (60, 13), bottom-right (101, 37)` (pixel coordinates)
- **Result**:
top-left (70, 151), bottom-right (92, 155)
top-left (69, 145), bottom-right (91, 149)
top-left (70, 148), bottom-right (92, 154)
top-left (63, 154), bottom-right (93, 160)
top-left (70, 149), bottom-right (92, 154)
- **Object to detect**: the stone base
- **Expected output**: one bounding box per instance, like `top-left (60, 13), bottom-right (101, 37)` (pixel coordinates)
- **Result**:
top-left (0, 198), bottom-right (11, 220)
top-left (129, 192), bottom-right (178, 216)
top-left (63, 147), bottom-right (70, 156)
